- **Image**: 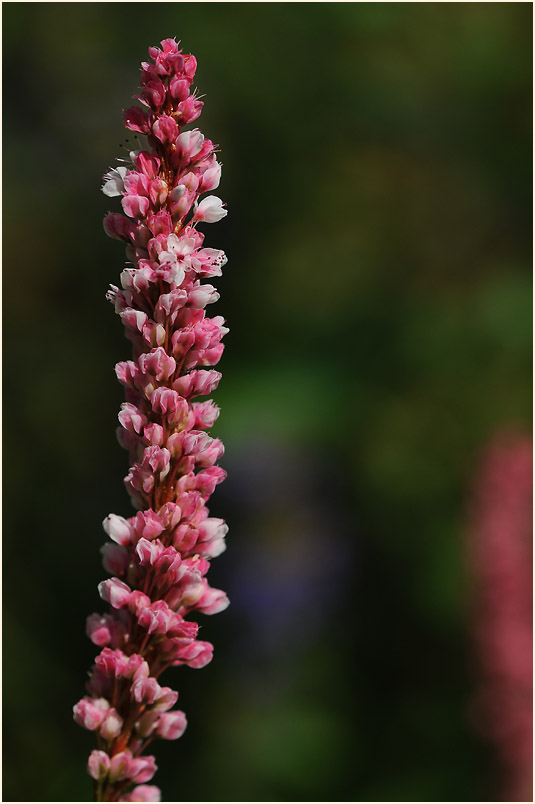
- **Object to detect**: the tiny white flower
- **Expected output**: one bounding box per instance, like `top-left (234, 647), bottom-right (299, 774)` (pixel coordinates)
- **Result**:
top-left (194, 195), bottom-right (227, 224)
top-left (102, 166), bottom-right (128, 197)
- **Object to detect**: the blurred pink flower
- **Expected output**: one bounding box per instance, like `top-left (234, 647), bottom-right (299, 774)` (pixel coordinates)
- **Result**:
top-left (467, 431), bottom-right (532, 801)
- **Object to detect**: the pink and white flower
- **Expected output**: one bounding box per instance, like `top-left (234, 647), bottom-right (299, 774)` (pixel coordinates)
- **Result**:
top-left (75, 36), bottom-right (230, 803)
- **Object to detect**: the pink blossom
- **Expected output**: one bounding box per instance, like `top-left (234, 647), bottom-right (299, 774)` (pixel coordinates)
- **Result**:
top-left (467, 432), bottom-right (532, 801)
top-left (75, 36), bottom-right (229, 802)
top-left (100, 708), bottom-right (124, 741)
top-left (120, 785), bottom-right (161, 802)
top-left (122, 194), bottom-right (150, 220)
top-left (102, 513), bottom-right (132, 546)
top-left (100, 543), bottom-right (130, 576)
top-left (73, 697), bottom-right (109, 731)
top-left (88, 750), bottom-right (111, 781)
top-left (156, 711), bottom-right (187, 740)
top-left (175, 128), bottom-right (205, 162)
top-left (98, 578), bottom-right (132, 609)
top-left (193, 195), bottom-right (227, 223)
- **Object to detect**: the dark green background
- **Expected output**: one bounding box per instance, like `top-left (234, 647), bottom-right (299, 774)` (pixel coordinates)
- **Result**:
top-left (3, 2), bottom-right (532, 801)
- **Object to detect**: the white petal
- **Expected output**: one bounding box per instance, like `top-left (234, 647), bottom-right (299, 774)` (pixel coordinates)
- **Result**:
top-left (102, 166), bottom-right (128, 197)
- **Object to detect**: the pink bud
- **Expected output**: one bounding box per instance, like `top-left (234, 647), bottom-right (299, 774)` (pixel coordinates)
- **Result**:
top-left (167, 51), bottom-right (185, 74)
top-left (142, 445), bottom-right (171, 478)
top-left (198, 163), bottom-right (222, 193)
top-left (193, 195), bottom-right (227, 224)
top-left (103, 212), bottom-right (135, 241)
top-left (135, 537), bottom-right (164, 566)
top-left (197, 517), bottom-right (228, 558)
top-left (124, 106), bottom-right (151, 134)
top-left (110, 751), bottom-right (135, 783)
top-left (175, 129), bottom-right (205, 162)
top-left (120, 785), bottom-right (161, 802)
top-left (130, 755), bottom-right (158, 784)
top-left (120, 308), bottom-right (148, 333)
top-left (86, 613), bottom-right (127, 648)
top-left (184, 54), bottom-right (197, 81)
top-left (131, 675), bottom-right (161, 705)
top-left (73, 697), bottom-right (109, 731)
top-left (122, 654), bottom-right (149, 681)
top-left (95, 647), bottom-right (129, 677)
top-left (139, 348), bottom-right (177, 381)
top-left (122, 194), bottom-right (150, 220)
top-left (118, 402), bottom-right (147, 434)
top-left (135, 151), bottom-right (161, 179)
top-left (98, 578), bottom-right (131, 609)
top-left (100, 707), bottom-right (124, 740)
top-left (156, 710), bottom-right (187, 739)
top-left (128, 590), bottom-right (152, 617)
top-left (115, 360), bottom-right (141, 389)
top-left (188, 284), bottom-right (220, 309)
top-left (149, 178), bottom-right (168, 207)
top-left (169, 75), bottom-right (190, 101)
top-left (100, 542), bottom-right (129, 576)
top-left (143, 423), bottom-right (164, 446)
top-left (192, 401), bottom-right (220, 429)
top-left (174, 369), bottom-right (222, 398)
top-left (150, 387), bottom-right (186, 422)
top-left (141, 79), bottom-right (166, 110)
top-left (147, 210), bottom-right (173, 236)
top-left (197, 585), bottom-right (230, 615)
top-left (152, 115), bottom-right (178, 145)
top-left (177, 96), bottom-right (203, 124)
top-left (152, 687), bottom-right (179, 712)
top-left (154, 290), bottom-right (187, 324)
top-left (86, 614), bottom-right (112, 647)
top-left (132, 509), bottom-right (164, 541)
top-left (135, 710), bottom-right (160, 738)
top-left (123, 171), bottom-right (150, 197)
top-left (103, 514), bottom-right (132, 546)
top-left (88, 750), bottom-right (111, 781)
top-left (195, 465), bottom-right (227, 497)
top-left (160, 37), bottom-right (179, 55)
top-left (175, 640), bottom-right (214, 669)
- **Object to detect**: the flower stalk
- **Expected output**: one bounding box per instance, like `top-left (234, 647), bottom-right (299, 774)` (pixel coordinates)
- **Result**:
top-left (74, 37), bottom-right (229, 803)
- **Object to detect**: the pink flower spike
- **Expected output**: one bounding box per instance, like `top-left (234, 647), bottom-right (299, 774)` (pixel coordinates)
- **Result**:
top-left (76, 36), bottom-right (230, 801)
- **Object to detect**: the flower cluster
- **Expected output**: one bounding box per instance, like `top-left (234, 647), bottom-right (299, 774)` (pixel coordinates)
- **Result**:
top-left (74, 38), bottom-right (229, 803)
top-left (467, 432), bottom-right (532, 802)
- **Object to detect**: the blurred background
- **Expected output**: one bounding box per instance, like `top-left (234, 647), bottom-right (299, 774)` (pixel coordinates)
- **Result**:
top-left (2, 3), bottom-right (532, 801)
